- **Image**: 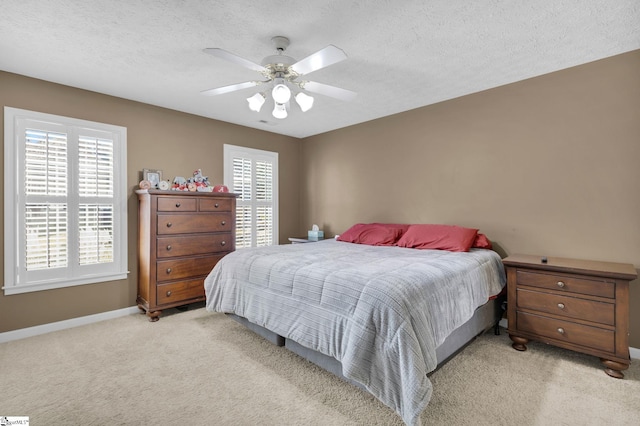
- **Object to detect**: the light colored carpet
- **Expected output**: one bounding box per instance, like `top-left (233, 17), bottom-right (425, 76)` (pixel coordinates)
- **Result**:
top-left (1, 305), bottom-right (639, 425)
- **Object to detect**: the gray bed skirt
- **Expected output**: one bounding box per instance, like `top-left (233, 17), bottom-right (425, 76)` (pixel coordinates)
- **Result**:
top-left (227, 297), bottom-right (501, 388)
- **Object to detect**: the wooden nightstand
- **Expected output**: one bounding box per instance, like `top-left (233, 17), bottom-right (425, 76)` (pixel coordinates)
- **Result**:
top-left (504, 254), bottom-right (637, 378)
top-left (288, 237), bottom-right (323, 244)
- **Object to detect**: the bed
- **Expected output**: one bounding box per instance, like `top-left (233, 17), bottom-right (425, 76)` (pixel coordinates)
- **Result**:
top-left (204, 227), bottom-right (506, 425)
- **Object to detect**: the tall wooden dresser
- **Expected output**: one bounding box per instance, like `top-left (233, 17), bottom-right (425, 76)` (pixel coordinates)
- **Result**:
top-left (504, 254), bottom-right (637, 378)
top-left (136, 189), bottom-right (237, 321)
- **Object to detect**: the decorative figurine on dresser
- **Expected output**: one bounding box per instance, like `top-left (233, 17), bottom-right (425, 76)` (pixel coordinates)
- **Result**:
top-left (504, 254), bottom-right (637, 378)
top-left (136, 189), bottom-right (238, 321)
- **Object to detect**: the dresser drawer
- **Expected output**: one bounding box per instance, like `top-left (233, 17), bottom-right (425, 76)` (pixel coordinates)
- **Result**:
top-left (156, 254), bottom-right (225, 282)
top-left (200, 198), bottom-right (233, 212)
top-left (157, 197), bottom-right (197, 212)
top-left (517, 288), bottom-right (615, 326)
top-left (157, 234), bottom-right (232, 258)
top-left (156, 278), bottom-right (205, 305)
top-left (516, 270), bottom-right (615, 298)
top-left (517, 311), bottom-right (614, 353)
top-left (157, 213), bottom-right (232, 235)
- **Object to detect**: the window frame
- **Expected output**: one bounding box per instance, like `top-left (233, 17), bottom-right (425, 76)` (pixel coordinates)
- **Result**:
top-left (3, 107), bottom-right (128, 295)
top-left (223, 144), bottom-right (278, 248)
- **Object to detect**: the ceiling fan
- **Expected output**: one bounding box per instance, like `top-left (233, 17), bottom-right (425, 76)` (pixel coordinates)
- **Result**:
top-left (201, 36), bottom-right (356, 119)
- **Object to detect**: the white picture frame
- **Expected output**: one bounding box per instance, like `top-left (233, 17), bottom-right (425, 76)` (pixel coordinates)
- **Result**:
top-left (143, 168), bottom-right (162, 189)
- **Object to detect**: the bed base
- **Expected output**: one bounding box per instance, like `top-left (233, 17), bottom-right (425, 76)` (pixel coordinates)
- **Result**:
top-left (227, 297), bottom-right (501, 387)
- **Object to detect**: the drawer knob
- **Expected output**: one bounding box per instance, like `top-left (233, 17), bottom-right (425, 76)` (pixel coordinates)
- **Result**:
top-left (221, 220), bottom-right (226, 226)
top-left (175, 202), bottom-right (181, 208)
top-left (557, 303), bottom-right (565, 309)
top-left (166, 268), bottom-right (172, 274)
top-left (166, 245), bottom-right (172, 251)
top-left (556, 281), bottom-right (565, 288)
top-left (166, 291), bottom-right (172, 297)
top-left (215, 203), bottom-right (219, 208)
top-left (557, 327), bottom-right (565, 334)
top-left (220, 241), bottom-right (226, 246)
top-left (166, 222), bottom-right (172, 228)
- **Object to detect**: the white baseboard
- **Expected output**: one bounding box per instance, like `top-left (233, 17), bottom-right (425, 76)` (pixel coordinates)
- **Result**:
top-left (0, 306), bottom-right (140, 344)
top-left (498, 318), bottom-right (639, 360)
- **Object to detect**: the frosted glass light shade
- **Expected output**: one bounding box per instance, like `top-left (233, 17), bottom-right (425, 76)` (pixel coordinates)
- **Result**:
top-left (272, 83), bottom-right (291, 104)
top-left (272, 102), bottom-right (288, 119)
top-left (246, 93), bottom-right (266, 112)
top-left (295, 92), bottom-right (314, 112)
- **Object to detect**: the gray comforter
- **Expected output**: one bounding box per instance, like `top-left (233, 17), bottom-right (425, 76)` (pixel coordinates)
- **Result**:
top-left (204, 239), bottom-right (506, 425)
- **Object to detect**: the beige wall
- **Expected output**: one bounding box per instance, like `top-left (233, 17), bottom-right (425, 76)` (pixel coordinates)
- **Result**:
top-left (300, 50), bottom-right (640, 347)
top-left (2, 50), bottom-right (639, 348)
top-left (0, 71), bottom-right (301, 332)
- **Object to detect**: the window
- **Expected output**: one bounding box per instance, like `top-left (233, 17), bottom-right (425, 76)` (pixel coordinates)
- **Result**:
top-left (4, 107), bottom-right (127, 295)
top-left (224, 144), bottom-right (278, 248)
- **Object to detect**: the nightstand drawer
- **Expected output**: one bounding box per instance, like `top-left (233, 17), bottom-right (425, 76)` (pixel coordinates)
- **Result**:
top-left (157, 234), bottom-right (232, 258)
top-left (157, 278), bottom-right (205, 305)
top-left (517, 288), bottom-right (615, 325)
top-left (156, 254), bottom-right (225, 282)
top-left (517, 311), bottom-right (614, 353)
top-left (516, 270), bottom-right (615, 298)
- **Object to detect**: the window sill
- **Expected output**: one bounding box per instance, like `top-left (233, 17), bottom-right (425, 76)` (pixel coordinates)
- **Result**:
top-left (2, 271), bottom-right (129, 295)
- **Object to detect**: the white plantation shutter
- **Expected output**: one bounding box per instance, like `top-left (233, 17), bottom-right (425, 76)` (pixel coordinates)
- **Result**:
top-left (23, 129), bottom-right (69, 271)
top-left (77, 136), bottom-right (115, 266)
top-left (25, 129), bottom-right (67, 196)
top-left (78, 136), bottom-right (114, 197)
top-left (225, 145), bottom-right (278, 248)
top-left (78, 204), bottom-right (114, 265)
top-left (25, 203), bottom-right (68, 270)
top-left (255, 160), bottom-right (273, 246)
top-left (4, 107), bottom-right (127, 295)
top-left (233, 157), bottom-right (252, 248)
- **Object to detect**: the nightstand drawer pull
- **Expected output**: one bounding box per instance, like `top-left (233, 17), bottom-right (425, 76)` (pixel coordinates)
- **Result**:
top-left (557, 327), bottom-right (565, 334)
top-left (220, 241), bottom-right (226, 246)
top-left (166, 291), bottom-right (172, 297)
top-left (166, 268), bottom-right (172, 274)
top-left (175, 202), bottom-right (181, 208)
top-left (556, 281), bottom-right (565, 288)
top-left (557, 303), bottom-right (565, 309)
top-left (166, 222), bottom-right (172, 228)
top-left (221, 220), bottom-right (226, 226)
top-left (215, 203), bottom-right (219, 208)
top-left (166, 245), bottom-right (172, 251)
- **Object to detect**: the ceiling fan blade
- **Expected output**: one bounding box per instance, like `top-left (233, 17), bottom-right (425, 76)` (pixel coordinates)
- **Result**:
top-left (301, 81), bottom-right (357, 102)
top-left (290, 45), bottom-right (347, 76)
top-left (200, 81), bottom-right (262, 96)
top-left (203, 48), bottom-right (267, 73)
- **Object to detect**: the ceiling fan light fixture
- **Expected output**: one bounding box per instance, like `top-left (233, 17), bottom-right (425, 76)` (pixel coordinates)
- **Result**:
top-left (202, 37), bottom-right (355, 121)
top-left (272, 82), bottom-right (291, 104)
top-left (272, 102), bottom-right (288, 119)
top-left (246, 92), bottom-right (266, 112)
top-left (295, 92), bottom-right (314, 112)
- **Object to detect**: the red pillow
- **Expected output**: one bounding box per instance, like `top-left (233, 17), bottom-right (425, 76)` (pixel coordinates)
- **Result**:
top-left (472, 233), bottom-right (493, 249)
top-left (396, 224), bottom-right (479, 252)
top-left (371, 223), bottom-right (410, 234)
top-left (337, 223), bottom-right (405, 246)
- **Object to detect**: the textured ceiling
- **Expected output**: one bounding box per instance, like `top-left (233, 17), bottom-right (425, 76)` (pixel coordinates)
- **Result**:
top-left (1, 1), bottom-right (639, 138)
